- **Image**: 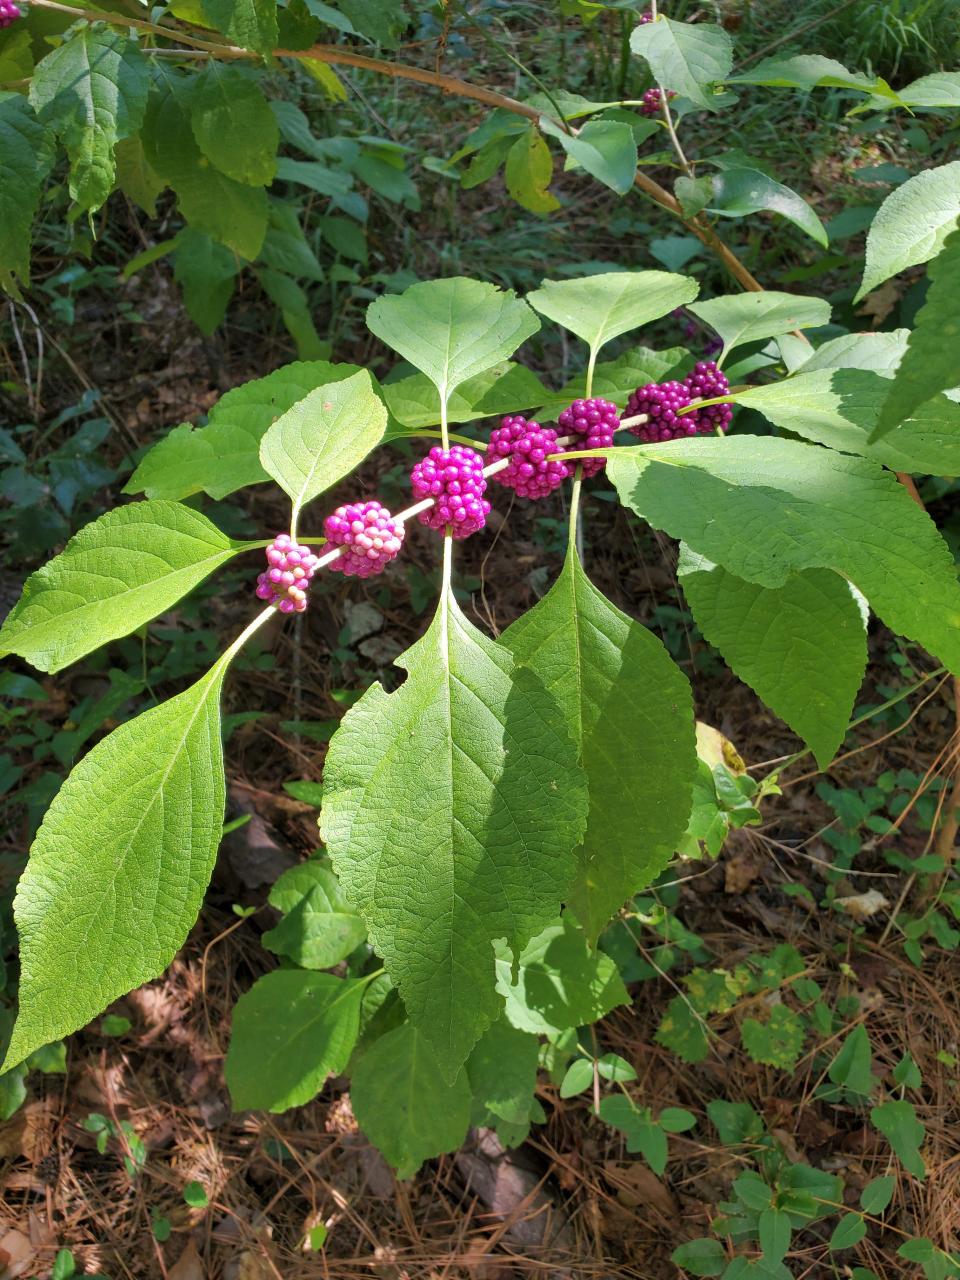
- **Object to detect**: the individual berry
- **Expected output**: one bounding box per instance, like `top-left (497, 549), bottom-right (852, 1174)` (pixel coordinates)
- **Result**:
top-left (324, 500), bottom-right (404, 578)
top-left (638, 10), bottom-right (653, 21)
top-left (410, 444), bottom-right (490, 538)
top-left (626, 380), bottom-right (702, 443)
top-left (557, 398), bottom-right (619, 478)
top-left (488, 416), bottom-right (571, 500)
top-left (0, 0), bottom-right (21, 27)
top-left (255, 533), bottom-right (318, 613)
top-left (685, 359), bottom-right (733, 432)
top-left (641, 86), bottom-right (677, 117)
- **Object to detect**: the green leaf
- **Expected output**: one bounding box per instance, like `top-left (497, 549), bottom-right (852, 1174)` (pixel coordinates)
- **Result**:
top-left (256, 267), bottom-right (327, 361)
top-left (126, 361), bottom-right (365, 501)
top-left (0, 501), bottom-right (251, 673)
top-left (183, 1180), bottom-right (208, 1208)
top-left (351, 1022), bottom-right (471, 1178)
top-left (740, 1005), bottom-right (805, 1070)
top-left (259, 370), bottom-right (387, 525)
top-left (142, 67), bottom-right (267, 260)
top-left (189, 63), bottom-right (278, 185)
top-left (383, 362), bottom-right (550, 431)
top-left (860, 1175), bottom-right (896, 1214)
top-left (737, 366), bottom-right (960, 476)
top-left (114, 135), bottom-right (165, 217)
top-left (598, 1096), bottom-right (669, 1173)
top-left (503, 547), bottom-right (696, 938)
top-left (871, 1100), bottom-right (926, 1179)
top-left (795, 330), bottom-right (908, 377)
top-left (225, 970), bottom-right (365, 1111)
top-left (598, 1052), bottom-right (637, 1083)
top-left (687, 292), bottom-right (830, 365)
top-left (898, 72), bottom-right (960, 107)
top-left (656, 995), bottom-right (709, 1063)
top-left (873, 226), bottom-right (960, 441)
top-left (559, 1058), bottom-right (595, 1098)
top-left (758, 1207), bottom-right (792, 1262)
top-left (503, 125), bottom-right (560, 214)
top-left (540, 116), bottom-right (637, 196)
top-left (893, 1051), bottom-right (922, 1088)
top-left (0, 96), bottom-right (53, 295)
top-left (855, 162), bottom-right (960, 302)
top-left (535, 344), bottom-right (687, 418)
top-left (728, 54), bottom-right (903, 103)
top-left (670, 1238), bottom-right (726, 1277)
top-left (332, 0), bottom-right (407, 46)
top-left (262, 202), bottom-right (325, 282)
top-left (366, 277), bottom-right (540, 414)
top-left (173, 229), bottom-right (239, 335)
top-left (203, 0), bottom-right (278, 53)
top-left (630, 17), bottom-right (733, 112)
top-left (494, 915), bottom-right (628, 1037)
top-left (828, 1025), bottom-right (876, 1101)
top-left (607, 438), bottom-right (960, 677)
top-left (708, 1099), bottom-right (764, 1144)
top-left (268, 858), bottom-right (331, 911)
top-left (261, 874), bottom-right (367, 969)
top-left (320, 587), bottom-right (588, 1079)
top-left (467, 1017), bottom-right (540, 1130)
top-left (704, 168), bottom-right (828, 247)
top-left (527, 270), bottom-right (698, 365)
top-left (678, 552), bottom-right (867, 768)
top-left (3, 656), bottom-right (234, 1069)
top-left (29, 24), bottom-right (149, 211)
top-left (829, 1213), bottom-right (867, 1251)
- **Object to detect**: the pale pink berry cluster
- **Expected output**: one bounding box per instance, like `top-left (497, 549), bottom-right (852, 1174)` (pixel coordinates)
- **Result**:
top-left (557, 398), bottom-right (620, 478)
top-left (255, 535), bottom-right (318, 613)
top-left (0, 0), bottom-right (21, 26)
top-left (641, 86), bottom-right (677, 117)
top-left (626, 360), bottom-right (731, 442)
top-left (324, 500), bottom-right (404, 578)
top-left (489, 416), bottom-right (571, 499)
top-left (410, 445), bottom-right (491, 538)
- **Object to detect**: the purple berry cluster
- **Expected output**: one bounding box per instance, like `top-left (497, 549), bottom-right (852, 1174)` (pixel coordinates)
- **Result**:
top-left (0, 0), bottom-right (21, 26)
top-left (557, 398), bottom-right (620, 478)
top-left (641, 87), bottom-right (677, 117)
top-left (324, 500), bottom-right (404, 578)
top-left (489, 416), bottom-right (570, 499)
top-left (627, 360), bottom-right (732, 442)
top-left (410, 444), bottom-right (491, 538)
top-left (638, 10), bottom-right (653, 22)
top-left (255, 534), bottom-right (319, 613)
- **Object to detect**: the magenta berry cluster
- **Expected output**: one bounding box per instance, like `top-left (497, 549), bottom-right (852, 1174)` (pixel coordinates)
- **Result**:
top-left (255, 535), bottom-right (319, 613)
top-left (0, 0), bottom-right (21, 26)
top-left (627, 360), bottom-right (732, 442)
top-left (557, 398), bottom-right (620, 478)
top-left (410, 444), bottom-right (490, 538)
top-left (641, 87), bottom-right (677, 117)
top-left (489, 416), bottom-right (570, 499)
top-left (638, 10), bottom-right (653, 22)
top-left (324, 500), bottom-right (404, 578)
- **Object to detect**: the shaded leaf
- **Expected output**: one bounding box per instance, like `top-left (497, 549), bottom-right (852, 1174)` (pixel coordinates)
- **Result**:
top-left (855, 162), bottom-right (960, 302)
top-left (541, 116), bottom-right (637, 195)
top-left (190, 63), bottom-right (278, 185)
top-left (630, 17), bottom-right (733, 112)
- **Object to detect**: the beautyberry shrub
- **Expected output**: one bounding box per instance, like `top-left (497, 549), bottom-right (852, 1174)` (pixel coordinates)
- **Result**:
top-left (488, 416), bottom-right (570, 499)
top-left (255, 535), bottom-right (318, 613)
top-left (324, 501), bottom-right (405, 578)
top-left (557, 398), bottom-right (619, 477)
top-left (410, 445), bottom-right (491, 538)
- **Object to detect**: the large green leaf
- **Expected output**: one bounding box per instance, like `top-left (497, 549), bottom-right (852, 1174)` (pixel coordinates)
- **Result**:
top-left (125, 361), bottom-right (364, 501)
top-left (189, 63), bottom-right (278, 186)
top-left (679, 550), bottom-right (866, 768)
top-left (705, 167), bottom-right (828, 248)
top-left (383, 362), bottom-right (550, 430)
top-left (225, 970), bottom-right (365, 1112)
top-left (630, 17), bottom-right (733, 112)
top-left (3, 654), bottom-right (235, 1069)
top-left (0, 96), bottom-right (52, 294)
top-left (503, 547), bottom-right (696, 939)
top-left (29, 24), bottom-right (149, 211)
top-left (727, 54), bottom-right (903, 104)
top-left (735, 366), bottom-right (960, 476)
top-left (259, 370), bottom-right (387, 526)
top-left (897, 72), bottom-right (960, 108)
top-left (526, 271), bottom-right (698, 366)
top-left (320, 585), bottom-right (588, 1080)
top-left (365, 277), bottom-right (540, 417)
top-left (873, 226), bottom-right (960, 441)
top-left (688, 291), bottom-right (830, 363)
top-left (141, 67), bottom-right (267, 260)
top-left (494, 915), bottom-right (629, 1037)
top-left (608, 438), bottom-right (960, 674)
top-left (798, 330), bottom-right (908, 376)
top-left (0, 501), bottom-right (253, 673)
top-left (261, 864), bottom-right (367, 969)
top-left (855, 162), bottom-right (960, 302)
top-left (351, 1022), bottom-right (471, 1178)
top-left (540, 116), bottom-right (638, 196)
top-left (203, 0), bottom-right (278, 53)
